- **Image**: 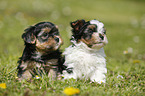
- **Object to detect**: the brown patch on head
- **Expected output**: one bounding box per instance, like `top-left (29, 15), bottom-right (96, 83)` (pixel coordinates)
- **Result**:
top-left (71, 20), bottom-right (85, 29)
top-left (70, 19), bottom-right (89, 40)
top-left (87, 25), bottom-right (96, 31)
top-left (71, 19), bottom-right (86, 31)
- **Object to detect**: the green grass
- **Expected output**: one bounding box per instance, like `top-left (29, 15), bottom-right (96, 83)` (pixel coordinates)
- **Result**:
top-left (0, 0), bottom-right (145, 95)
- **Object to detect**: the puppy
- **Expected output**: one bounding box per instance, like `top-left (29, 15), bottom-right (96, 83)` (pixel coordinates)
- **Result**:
top-left (62, 19), bottom-right (108, 84)
top-left (17, 22), bottom-right (65, 80)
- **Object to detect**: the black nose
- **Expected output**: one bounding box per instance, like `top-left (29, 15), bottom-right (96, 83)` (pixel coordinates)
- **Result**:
top-left (99, 34), bottom-right (104, 40)
top-left (55, 37), bottom-right (59, 42)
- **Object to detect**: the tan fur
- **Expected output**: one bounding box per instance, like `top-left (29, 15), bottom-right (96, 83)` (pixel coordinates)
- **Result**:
top-left (87, 25), bottom-right (96, 29)
top-left (79, 32), bottom-right (100, 47)
top-left (42, 27), bottom-right (51, 33)
top-left (36, 36), bottom-right (62, 52)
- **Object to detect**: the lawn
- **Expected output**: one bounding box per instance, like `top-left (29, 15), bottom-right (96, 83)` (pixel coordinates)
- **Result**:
top-left (0, 0), bottom-right (145, 96)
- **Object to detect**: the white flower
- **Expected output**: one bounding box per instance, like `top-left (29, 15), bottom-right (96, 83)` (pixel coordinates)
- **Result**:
top-left (35, 75), bottom-right (40, 79)
top-left (117, 75), bottom-right (123, 79)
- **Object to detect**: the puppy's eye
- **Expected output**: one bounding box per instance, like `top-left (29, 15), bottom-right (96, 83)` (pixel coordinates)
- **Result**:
top-left (89, 28), bottom-right (96, 33)
top-left (43, 32), bottom-right (48, 36)
top-left (41, 33), bottom-right (48, 39)
top-left (89, 30), bottom-right (93, 33)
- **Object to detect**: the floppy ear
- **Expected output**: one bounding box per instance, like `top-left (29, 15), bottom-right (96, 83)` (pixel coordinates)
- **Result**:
top-left (70, 19), bottom-right (86, 31)
top-left (70, 19), bottom-right (86, 40)
top-left (22, 26), bottom-right (36, 44)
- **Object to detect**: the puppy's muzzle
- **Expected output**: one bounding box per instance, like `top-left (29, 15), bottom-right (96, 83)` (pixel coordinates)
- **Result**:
top-left (54, 37), bottom-right (60, 42)
top-left (54, 36), bottom-right (63, 46)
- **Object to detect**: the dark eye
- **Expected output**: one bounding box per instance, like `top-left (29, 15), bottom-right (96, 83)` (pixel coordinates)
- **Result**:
top-left (89, 29), bottom-right (93, 33)
top-left (43, 32), bottom-right (48, 36)
top-left (88, 28), bottom-right (96, 33)
top-left (83, 32), bottom-right (92, 40)
top-left (41, 32), bottom-right (48, 39)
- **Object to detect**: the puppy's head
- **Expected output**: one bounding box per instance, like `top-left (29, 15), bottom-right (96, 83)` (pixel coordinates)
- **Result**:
top-left (22, 22), bottom-right (63, 52)
top-left (71, 19), bottom-right (108, 50)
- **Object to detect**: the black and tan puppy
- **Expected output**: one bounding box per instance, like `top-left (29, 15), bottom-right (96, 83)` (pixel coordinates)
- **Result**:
top-left (17, 22), bottom-right (64, 80)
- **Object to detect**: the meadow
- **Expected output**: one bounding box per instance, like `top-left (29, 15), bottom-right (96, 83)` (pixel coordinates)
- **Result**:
top-left (0, 0), bottom-right (145, 95)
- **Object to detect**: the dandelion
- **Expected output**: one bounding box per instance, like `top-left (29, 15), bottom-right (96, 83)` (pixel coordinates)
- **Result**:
top-left (63, 87), bottom-right (80, 96)
top-left (133, 60), bottom-right (140, 64)
top-left (0, 83), bottom-right (6, 89)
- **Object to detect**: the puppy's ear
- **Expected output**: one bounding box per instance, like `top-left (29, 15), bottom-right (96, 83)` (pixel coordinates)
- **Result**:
top-left (70, 19), bottom-right (86, 31)
top-left (22, 26), bottom-right (36, 44)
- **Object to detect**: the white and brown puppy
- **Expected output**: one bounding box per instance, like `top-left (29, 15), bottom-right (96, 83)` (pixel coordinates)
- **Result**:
top-left (17, 22), bottom-right (65, 80)
top-left (62, 19), bottom-right (108, 84)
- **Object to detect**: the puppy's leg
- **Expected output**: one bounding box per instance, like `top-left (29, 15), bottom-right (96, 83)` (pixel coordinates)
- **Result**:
top-left (17, 61), bottom-right (37, 80)
top-left (48, 69), bottom-right (57, 80)
top-left (62, 70), bottom-right (77, 80)
top-left (18, 70), bottom-right (33, 81)
top-left (45, 59), bottom-right (59, 80)
top-left (90, 67), bottom-right (107, 84)
top-left (17, 64), bottom-right (33, 80)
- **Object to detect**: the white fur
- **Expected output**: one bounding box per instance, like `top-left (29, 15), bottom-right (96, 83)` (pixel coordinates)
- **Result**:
top-left (62, 20), bottom-right (108, 84)
top-left (90, 20), bottom-right (104, 33)
top-left (62, 41), bottom-right (107, 84)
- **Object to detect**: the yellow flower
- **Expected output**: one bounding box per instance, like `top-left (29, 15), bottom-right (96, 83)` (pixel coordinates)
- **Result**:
top-left (15, 76), bottom-right (18, 79)
top-left (35, 75), bottom-right (40, 79)
top-left (63, 87), bottom-right (80, 95)
top-left (0, 83), bottom-right (6, 89)
top-left (133, 60), bottom-right (140, 64)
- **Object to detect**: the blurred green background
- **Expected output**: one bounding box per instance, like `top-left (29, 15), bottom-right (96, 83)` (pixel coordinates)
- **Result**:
top-left (0, 0), bottom-right (145, 72)
top-left (0, 0), bottom-right (145, 95)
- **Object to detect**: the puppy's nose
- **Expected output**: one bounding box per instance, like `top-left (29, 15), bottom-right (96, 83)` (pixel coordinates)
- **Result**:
top-left (54, 37), bottom-right (59, 42)
top-left (99, 33), bottom-right (104, 40)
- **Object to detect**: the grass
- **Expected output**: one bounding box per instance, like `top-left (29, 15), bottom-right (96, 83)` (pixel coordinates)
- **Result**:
top-left (0, 0), bottom-right (145, 95)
